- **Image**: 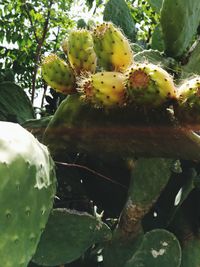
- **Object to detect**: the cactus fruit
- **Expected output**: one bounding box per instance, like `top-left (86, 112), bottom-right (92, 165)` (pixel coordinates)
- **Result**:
top-left (0, 121), bottom-right (56, 267)
top-left (41, 53), bottom-right (75, 94)
top-left (65, 29), bottom-right (97, 74)
top-left (176, 77), bottom-right (200, 123)
top-left (93, 22), bottom-right (133, 72)
top-left (125, 63), bottom-right (177, 108)
top-left (78, 71), bottom-right (126, 107)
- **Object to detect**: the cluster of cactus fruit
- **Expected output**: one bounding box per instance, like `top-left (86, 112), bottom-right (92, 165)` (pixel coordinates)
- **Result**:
top-left (41, 21), bottom-right (200, 122)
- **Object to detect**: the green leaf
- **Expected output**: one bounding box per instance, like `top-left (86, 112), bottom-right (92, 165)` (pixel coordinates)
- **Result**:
top-left (33, 208), bottom-right (111, 266)
top-left (0, 82), bottom-right (34, 123)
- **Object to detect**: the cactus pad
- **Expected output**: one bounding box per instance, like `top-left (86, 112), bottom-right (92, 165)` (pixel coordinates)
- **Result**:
top-left (160, 0), bottom-right (200, 57)
top-left (0, 121), bottom-right (56, 267)
top-left (33, 208), bottom-right (111, 266)
top-left (125, 229), bottom-right (181, 267)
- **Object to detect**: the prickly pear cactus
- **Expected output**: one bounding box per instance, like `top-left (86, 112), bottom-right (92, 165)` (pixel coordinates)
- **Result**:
top-left (65, 29), bottom-right (97, 74)
top-left (181, 239), bottom-right (200, 267)
top-left (103, 0), bottom-right (136, 41)
top-left (125, 62), bottom-right (177, 107)
top-left (93, 22), bottom-right (133, 72)
top-left (78, 71), bottom-right (126, 107)
top-left (33, 208), bottom-right (111, 266)
top-left (160, 0), bottom-right (200, 57)
top-left (0, 121), bottom-right (56, 267)
top-left (125, 229), bottom-right (181, 267)
top-left (175, 77), bottom-right (200, 123)
top-left (41, 53), bottom-right (75, 94)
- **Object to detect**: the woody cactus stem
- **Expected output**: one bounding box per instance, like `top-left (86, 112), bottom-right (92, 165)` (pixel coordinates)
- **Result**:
top-left (118, 158), bottom-right (173, 236)
top-left (103, 158), bottom-right (173, 267)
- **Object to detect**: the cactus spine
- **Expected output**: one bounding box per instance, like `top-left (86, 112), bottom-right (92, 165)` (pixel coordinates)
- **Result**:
top-left (41, 53), bottom-right (75, 94)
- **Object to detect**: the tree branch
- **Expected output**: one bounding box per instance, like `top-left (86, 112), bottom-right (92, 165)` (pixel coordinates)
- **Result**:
top-left (23, 3), bottom-right (40, 44)
top-left (31, 0), bottom-right (53, 104)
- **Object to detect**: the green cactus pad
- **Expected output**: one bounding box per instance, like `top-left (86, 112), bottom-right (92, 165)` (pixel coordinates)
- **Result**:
top-left (43, 94), bottom-right (200, 160)
top-left (150, 26), bottom-right (165, 52)
top-left (160, 0), bottom-right (200, 57)
top-left (65, 29), bottom-right (97, 74)
top-left (182, 41), bottom-right (200, 78)
top-left (148, 0), bottom-right (163, 13)
top-left (33, 208), bottom-right (111, 266)
top-left (129, 158), bottom-right (173, 206)
top-left (93, 22), bottom-right (133, 72)
top-left (124, 158), bottom-right (173, 224)
top-left (125, 229), bottom-right (181, 267)
top-left (0, 121), bottom-right (56, 267)
top-left (103, 0), bottom-right (136, 41)
top-left (181, 238), bottom-right (200, 267)
top-left (134, 49), bottom-right (177, 71)
top-left (103, 230), bottom-right (143, 267)
top-left (41, 54), bottom-right (75, 94)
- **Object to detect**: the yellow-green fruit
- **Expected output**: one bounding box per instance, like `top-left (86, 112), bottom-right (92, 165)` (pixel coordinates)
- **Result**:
top-left (176, 77), bottom-right (200, 123)
top-left (66, 29), bottom-right (97, 74)
top-left (78, 71), bottom-right (126, 107)
top-left (41, 54), bottom-right (75, 94)
top-left (125, 63), bottom-right (177, 108)
top-left (93, 22), bottom-right (133, 72)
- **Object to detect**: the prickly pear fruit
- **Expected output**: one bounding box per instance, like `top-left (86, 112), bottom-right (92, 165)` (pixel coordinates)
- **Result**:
top-left (78, 71), bottom-right (126, 107)
top-left (125, 63), bottom-right (177, 108)
top-left (41, 53), bottom-right (75, 94)
top-left (175, 77), bottom-right (200, 123)
top-left (65, 29), bottom-right (97, 74)
top-left (0, 121), bottom-right (56, 267)
top-left (93, 22), bottom-right (133, 72)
